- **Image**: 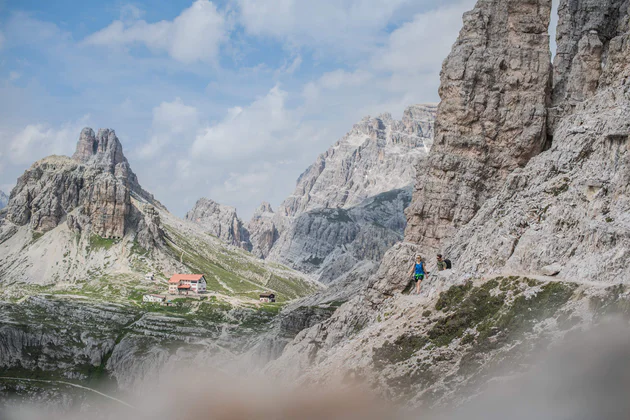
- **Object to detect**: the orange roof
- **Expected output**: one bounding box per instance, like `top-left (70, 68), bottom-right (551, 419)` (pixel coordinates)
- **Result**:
top-left (168, 274), bottom-right (204, 284)
top-left (178, 284), bottom-right (191, 289)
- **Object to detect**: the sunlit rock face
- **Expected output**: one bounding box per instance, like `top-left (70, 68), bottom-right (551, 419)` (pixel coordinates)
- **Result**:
top-left (186, 198), bottom-right (252, 251)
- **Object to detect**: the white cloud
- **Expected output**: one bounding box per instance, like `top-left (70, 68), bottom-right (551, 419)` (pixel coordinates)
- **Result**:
top-left (5, 116), bottom-right (90, 165)
top-left (373, 2), bottom-right (471, 76)
top-left (138, 98), bottom-right (199, 158)
top-left (120, 4), bottom-right (145, 21)
top-left (8, 71), bottom-right (20, 81)
top-left (84, 0), bottom-right (226, 64)
top-left (191, 85), bottom-right (297, 159)
top-left (236, 0), bottom-right (413, 53)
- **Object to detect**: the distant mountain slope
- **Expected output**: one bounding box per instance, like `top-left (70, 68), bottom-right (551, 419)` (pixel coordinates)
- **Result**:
top-left (254, 104), bottom-right (436, 285)
top-left (0, 128), bottom-right (318, 302)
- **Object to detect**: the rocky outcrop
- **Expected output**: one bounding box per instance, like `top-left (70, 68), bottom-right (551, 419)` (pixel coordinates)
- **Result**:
top-left (5, 128), bottom-right (163, 245)
top-left (0, 191), bottom-right (7, 210)
top-left (185, 198), bottom-right (251, 251)
top-left (135, 204), bottom-right (165, 250)
top-left (405, 0), bottom-right (553, 252)
top-left (280, 104), bottom-right (436, 217)
top-left (247, 202), bottom-right (279, 258)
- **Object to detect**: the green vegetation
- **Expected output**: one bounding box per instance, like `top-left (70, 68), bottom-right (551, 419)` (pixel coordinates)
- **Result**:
top-left (429, 280), bottom-right (504, 347)
top-left (31, 231), bottom-right (45, 242)
top-left (88, 235), bottom-right (117, 251)
top-left (162, 226), bottom-right (317, 301)
top-left (372, 334), bottom-right (429, 369)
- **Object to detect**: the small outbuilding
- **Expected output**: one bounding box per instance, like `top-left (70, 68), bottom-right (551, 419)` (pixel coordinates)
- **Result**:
top-left (259, 292), bottom-right (276, 303)
top-left (143, 294), bottom-right (166, 304)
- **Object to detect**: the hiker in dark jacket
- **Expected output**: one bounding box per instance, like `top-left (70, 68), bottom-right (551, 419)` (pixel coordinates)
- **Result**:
top-left (437, 254), bottom-right (447, 271)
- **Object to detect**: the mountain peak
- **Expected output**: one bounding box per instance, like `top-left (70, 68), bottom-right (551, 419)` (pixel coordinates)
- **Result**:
top-left (73, 127), bottom-right (129, 172)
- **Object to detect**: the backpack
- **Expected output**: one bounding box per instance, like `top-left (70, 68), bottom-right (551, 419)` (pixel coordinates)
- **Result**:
top-left (444, 259), bottom-right (452, 269)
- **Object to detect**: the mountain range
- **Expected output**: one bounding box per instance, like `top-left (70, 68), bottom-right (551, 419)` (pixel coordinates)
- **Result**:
top-left (2, 0), bottom-right (630, 413)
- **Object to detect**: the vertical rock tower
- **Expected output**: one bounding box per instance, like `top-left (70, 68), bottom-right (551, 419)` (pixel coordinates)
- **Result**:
top-left (405, 0), bottom-right (553, 251)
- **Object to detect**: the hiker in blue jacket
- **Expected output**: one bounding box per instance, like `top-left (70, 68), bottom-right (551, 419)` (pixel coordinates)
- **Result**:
top-left (408, 255), bottom-right (426, 295)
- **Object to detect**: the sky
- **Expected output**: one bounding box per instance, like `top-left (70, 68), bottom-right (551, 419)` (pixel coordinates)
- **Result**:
top-left (0, 0), bottom-right (557, 219)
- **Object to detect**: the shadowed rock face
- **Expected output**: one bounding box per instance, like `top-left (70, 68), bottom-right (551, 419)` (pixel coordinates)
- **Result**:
top-left (5, 128), bottom-right (163, 245)
top-left (185, 198), bottom-right (252, 251)
top-left (267, 188), bottom-right (412, 284)
top-left (405, 0), bottom-right (553, 252)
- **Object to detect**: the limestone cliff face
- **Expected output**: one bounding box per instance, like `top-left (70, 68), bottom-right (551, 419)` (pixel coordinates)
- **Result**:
top-left (5, 128), bottom-right (163, 245)
top-left (185, 198), bottom-right (251, 251)
top-left (551, 0), bottom-right (630, 123)
top-left (280, 104), bottom-right (436, 218)
top-left (405, 0), bottom-right (553, 251)
top-left (446, 0), bottom-right (630, 282)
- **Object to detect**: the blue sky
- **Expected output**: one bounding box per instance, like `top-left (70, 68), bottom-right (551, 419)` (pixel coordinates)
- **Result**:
top-left (3, 0), bottom-right (555, 219)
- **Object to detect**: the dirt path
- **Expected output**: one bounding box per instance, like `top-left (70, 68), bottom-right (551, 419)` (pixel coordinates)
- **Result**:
top-left (501, 272), bottom-right (610, 288)
top-left (0, 376), bottom-right (134, 408)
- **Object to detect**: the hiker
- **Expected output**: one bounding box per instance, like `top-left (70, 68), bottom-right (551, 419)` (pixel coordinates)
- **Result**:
top-left (437, 254), bottom-right (453, 271)
top-left (437, 254), bottom-right (447, 271)
top-left (408, 255), bottom-right (426, 294)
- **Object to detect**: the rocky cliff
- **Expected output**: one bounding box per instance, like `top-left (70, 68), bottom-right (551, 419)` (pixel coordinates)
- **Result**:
top-left (263, 0), bottom-right (630, 408)
top-left (445, 0), bottom-right (630, 282)
top-left (405, 0), bottom-right (553, 251)
top-left (185, 198), bottom-right (252, 251)
top-left (267, 188), bottom-right (412, 284)
top-left (247, 202), bottom-right (279, 258)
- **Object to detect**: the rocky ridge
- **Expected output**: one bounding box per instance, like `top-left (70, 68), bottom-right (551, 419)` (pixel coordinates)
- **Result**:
top-left (185, 198), bottom-right (252, 251)
top-left (263, 0), bottom-right (630, 408)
